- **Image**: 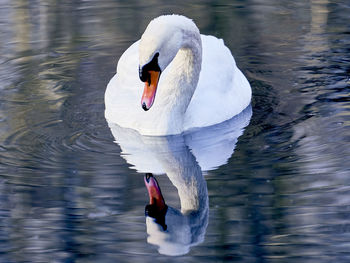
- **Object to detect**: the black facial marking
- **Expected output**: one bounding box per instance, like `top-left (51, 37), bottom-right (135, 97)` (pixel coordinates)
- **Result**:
top-left (139, 52), bottom-right (161, 83)
top-left (145, 173), bottom-right (153, 182)
top-left (145, 204), bottom-right (168, 231)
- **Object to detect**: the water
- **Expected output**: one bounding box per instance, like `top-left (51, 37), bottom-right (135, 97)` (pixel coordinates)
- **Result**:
top-left (0, 0), bottom-right (349, 262)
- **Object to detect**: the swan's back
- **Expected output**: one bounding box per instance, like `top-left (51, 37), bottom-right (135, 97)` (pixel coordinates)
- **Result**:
top-left (184, 35), bottom-right (251, 130)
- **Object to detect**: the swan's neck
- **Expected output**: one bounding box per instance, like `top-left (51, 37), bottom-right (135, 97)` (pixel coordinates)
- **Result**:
top-left (154, 32), bottom-right (202, 134)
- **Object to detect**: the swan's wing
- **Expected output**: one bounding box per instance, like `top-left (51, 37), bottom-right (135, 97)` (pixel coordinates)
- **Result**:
top-left (184, 35), bottom-right (252, 130)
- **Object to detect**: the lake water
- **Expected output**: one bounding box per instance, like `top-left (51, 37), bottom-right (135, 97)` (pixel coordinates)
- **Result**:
top-left (0, 0), bottom-right (349, 262)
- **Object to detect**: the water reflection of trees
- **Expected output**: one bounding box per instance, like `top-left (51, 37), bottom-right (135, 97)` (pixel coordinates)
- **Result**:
top-left (231, 0), bottom-right (350, 260)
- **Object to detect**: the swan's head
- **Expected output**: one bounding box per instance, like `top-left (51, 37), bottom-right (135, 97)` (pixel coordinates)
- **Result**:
top-left (138, 15), bottom-right (198, 111)
top-left (144, 173), bottom-right (208, 256)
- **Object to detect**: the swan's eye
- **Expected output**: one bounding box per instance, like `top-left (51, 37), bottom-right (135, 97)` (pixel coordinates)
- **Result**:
top-left (139, 52), bottom-right (161, 83)
top-left (139, 66), bottom-right (149, 83)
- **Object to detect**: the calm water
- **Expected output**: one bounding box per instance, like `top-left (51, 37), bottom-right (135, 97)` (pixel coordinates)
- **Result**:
top-left (0, 0), bottom-right (350, 262)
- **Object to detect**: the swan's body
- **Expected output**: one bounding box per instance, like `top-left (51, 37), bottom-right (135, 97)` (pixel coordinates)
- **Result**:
top-left (105, 15), bottom-right (251, 136)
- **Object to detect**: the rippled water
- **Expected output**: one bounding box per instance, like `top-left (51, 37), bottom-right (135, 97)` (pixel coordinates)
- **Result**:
top-left (0, 0), bottom-right (349, 262)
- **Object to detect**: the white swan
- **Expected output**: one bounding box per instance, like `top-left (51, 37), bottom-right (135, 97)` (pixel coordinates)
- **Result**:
top-left (105, 14), bottom-right (251, 136)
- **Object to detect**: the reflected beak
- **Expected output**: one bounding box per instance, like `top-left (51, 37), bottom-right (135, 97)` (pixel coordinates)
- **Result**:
top-left (144, 173), bottom-right (166, 211)
top-left (141, 71), bottom-right (160, 111)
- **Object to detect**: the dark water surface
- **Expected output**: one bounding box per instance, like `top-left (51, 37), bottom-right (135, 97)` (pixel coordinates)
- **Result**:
top-left (1, 0), bottom-right (350, 262)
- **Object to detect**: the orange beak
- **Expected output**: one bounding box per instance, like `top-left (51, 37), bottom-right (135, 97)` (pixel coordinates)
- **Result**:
top-left (141, 71), bottom-right (160, 111)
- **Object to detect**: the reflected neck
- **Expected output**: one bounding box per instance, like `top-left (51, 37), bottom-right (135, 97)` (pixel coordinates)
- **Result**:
top-left (163, 146), bottom-right (208, 213)
top-left (168, 169), bottom-right (208, 214)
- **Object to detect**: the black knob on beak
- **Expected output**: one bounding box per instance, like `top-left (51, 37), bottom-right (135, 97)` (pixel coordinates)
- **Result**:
top-left (139, 52), bottom-right (160, 83)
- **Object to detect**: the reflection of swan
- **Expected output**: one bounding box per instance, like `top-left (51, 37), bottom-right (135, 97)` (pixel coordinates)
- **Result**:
top-left (112, 128), bottom-right (208, 256)
top-left (110, 106), bottom-right (252, 173)
top-left (144, 164), bottom-right (208, 256)
top-left (105, 14), bottom-right (251, 136)
top-left (108, 107), bottom-right (252, 256)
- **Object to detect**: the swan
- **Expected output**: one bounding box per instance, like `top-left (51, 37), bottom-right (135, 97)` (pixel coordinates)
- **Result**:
top-left (105, 14), bottom-right (251, 136)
